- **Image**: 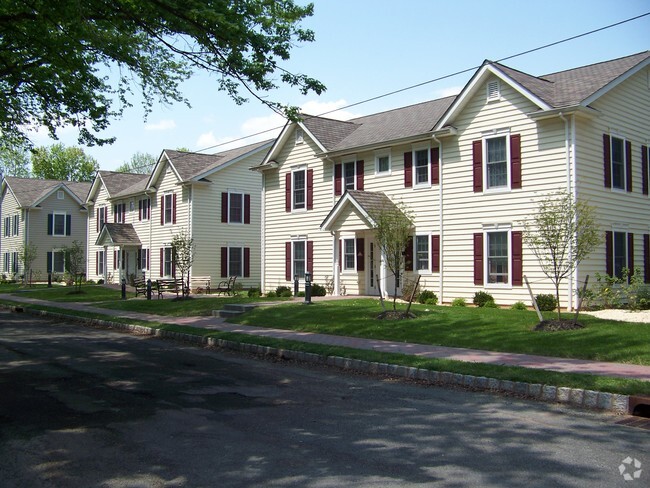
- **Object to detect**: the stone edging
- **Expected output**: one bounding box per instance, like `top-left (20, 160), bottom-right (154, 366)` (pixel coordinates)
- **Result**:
top-left (5, 305), bottom-right (631, 414)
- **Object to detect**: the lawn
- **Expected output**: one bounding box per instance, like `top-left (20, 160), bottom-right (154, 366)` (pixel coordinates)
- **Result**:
top-left (4, 284), bottom-right (130, 302)
top-left (229, 298), bottom-right (650, 366)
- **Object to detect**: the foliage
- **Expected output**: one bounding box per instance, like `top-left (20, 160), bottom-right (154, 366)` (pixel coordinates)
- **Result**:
top-left (311, 283), bottom-right (327, 297)
top-left (418, 290), bottom-right (438, 305)
top-left (370, 201), bottom-right (414, 310)
top-left (0, 0), bottom-right (325, 148)
top-left (473, 291), bottom-right (495, 308)
top-left (247, 287), bottom-right (261, 298)
top-left (276, 286), bottom-right (292, 297)
top-left (31, 144), bottom-right (99, 181)
top-left (266, 291), bottom-right (278, 298)
top-left (511, 301), bottom-right (528, 311)
top-left (170, 230), bottom-right (195, 297)
top-left (451, 297), bottom-right (466, 307)
top-left (115, 152), bottom-right (157, 174)
top-left (17, 241), bottom-right (38, 285)
top-left (324, 276), bottom-right (335, 295)
top-left (63, 240), bottom-right (85, 292)
top-left (522, 190), bottom-right (601, 319)
top-left (0, 144), bottom-right (30, 178)
top-left (535, 294), bottom-right (557, 312)
top-left (592, 267), bottom-right (650, 311)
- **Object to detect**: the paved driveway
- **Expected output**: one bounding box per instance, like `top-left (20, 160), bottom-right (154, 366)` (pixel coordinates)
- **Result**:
top-left (0, 310), bottom-right (648, 487)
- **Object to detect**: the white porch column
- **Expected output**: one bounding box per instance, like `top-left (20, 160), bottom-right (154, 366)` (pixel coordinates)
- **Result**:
top-left (333, 231), bottom-right (340, 296)
top-left (380, 251), bottom-right (388, 299)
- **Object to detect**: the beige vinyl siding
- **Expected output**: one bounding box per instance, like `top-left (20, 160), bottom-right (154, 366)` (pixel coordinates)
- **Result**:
top-left (574, 68), bottom-right (650, 286)
top-left (191, 151), bottom-right (265, 289)
top-left (0, 189), bottom-right (22, 276)
top-left (87, 185), bottom-right (109, 281)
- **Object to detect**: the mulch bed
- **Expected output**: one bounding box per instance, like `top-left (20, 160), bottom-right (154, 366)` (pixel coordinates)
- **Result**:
top-left (376, 310), bottom-right (416, 320)
top-left (533, 319), bottom-right (584, 331)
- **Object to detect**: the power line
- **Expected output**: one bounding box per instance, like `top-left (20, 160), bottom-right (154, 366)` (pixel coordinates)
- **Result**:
top-left (125, 11), bottom-right (649, 172)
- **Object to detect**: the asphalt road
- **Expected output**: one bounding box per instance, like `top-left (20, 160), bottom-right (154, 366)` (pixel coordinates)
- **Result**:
top-left (0, 309), bottom-right (648, 487)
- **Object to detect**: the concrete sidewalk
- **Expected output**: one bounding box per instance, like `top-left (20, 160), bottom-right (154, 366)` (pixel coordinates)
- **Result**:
top-left (2, 293), bottom-right (650, 382)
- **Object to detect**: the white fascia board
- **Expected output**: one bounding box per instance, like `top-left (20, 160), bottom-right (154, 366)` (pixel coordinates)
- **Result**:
top-left (260, 120), bottom-right (291, 165)
top-left (32, 182), bottom-right (84, 208)
top-left (320, 193), bottom-right (375, 232)
top-left (192, 140), bottom-right (274, 181)
top-left (582, 56), bottom-right (650, 106)
top-left (145, 150), bottom-right (180, 191)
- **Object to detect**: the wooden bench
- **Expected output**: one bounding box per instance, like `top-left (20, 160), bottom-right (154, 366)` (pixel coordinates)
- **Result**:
top-left (215, 276), bottom-right (237, 296)
top-left (156, 278), bottom-right (181, 299)
top-left (133, 278), bottom-right (148, 297)
top-left (191, 276), bottom-right (211, 294)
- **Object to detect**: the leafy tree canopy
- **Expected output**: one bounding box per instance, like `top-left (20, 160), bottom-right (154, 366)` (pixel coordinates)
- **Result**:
top-left (31, 143), bottom-right (99, 182)
top-left (0, 144), bottom-right (30, 178)
top-left (0, 0), bottom-right (325, 148)
top-left (115, 151), bottom-right (157, 174)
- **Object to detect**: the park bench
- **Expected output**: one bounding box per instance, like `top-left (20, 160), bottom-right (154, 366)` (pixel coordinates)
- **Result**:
top-left (155, 278), bottom-right (181, 299)
top-left (133, 278), bottom-right (148, 297)
top-left (191, 276), bottom-right (211, 294)
top-left (215, 276), bottom-right (237, 296)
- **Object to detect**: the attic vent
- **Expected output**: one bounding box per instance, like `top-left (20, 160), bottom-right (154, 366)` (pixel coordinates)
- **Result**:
top-left (57, 190), bottom-right (64, 200)
top-left (295, 127), bottom-right (304, 144)
top-left (487, 80), bottom-right (500, 101)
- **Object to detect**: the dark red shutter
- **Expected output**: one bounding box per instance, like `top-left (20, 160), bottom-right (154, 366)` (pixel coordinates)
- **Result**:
top-left (338, 240), bottom-right (342, 271)
top-left (431, 147), bottom-right (440, 185)
top-left (356, 238), bottom-right (365, 271)
top-left (172, 193), bottom-right (177, 224)
top-left (306, 169), bottom-right (314, 210)
top-left (626, 140), bottom-right (633, 192)
top-left (160, 248), bottom-right (164, 276)
top-left (96, 208), bottom-right (99, 232)
top-left (160, 196), bottom-right (164, 225)
top-left (95, 252), bottom-right (98, 275)
top-left (66, 215), bottom-right (71, 236)
top-left (307, 240), bottom-right (314, 275)
top-left (113, 205), bottom-right (116, 223)
top-left (643, 234), bottom-right (650, 283)
top-left (356, 160), bottom-right (364, 191)
top-left (244, 194), bottom-right (251, 223)
top-left (137, 249), bottom-right (141, 269)
top-left (334, 164), bottom-right (342, 196)
top-left (404, 152), bottom-right (412, 188)
top-left (171, 251), bottom-right (176, 277)
top-left (244, 247), bottom-right (250, 277)
top-left (473, 140), bottom-right (483, 192)
top-left (474, 233), bottom-right (484, 285)
top-left (605, 231), bottom-right (613, 276)
top-left (510, 134), bottom-right (522, 189)
top-left (511, 231), bottom-right (523, 286)
top-left (114, 250), bottom-right (117, 270)
top-left (285, 173), bottom-right (291, 212)
top-left (221, 192), bottom-right (228, 223)
top-left (221, 247), bottom-right (228, 277)
top-left (47, 214), bottom-right (52, 235)
top-left (138, 200), bottom-right (142, 221)
top-left (432, 235), bottom-right (440, 272)
top-left (642, 146), bottom-right (649, 196)
top-left (404, 237), bottom-right (413, 272)
top-left (285, 242), bottom-right (291, 281)
top-left (603, 134), bottom-right (611, 189)
top-left (628, 233), bottom-right (634, 274)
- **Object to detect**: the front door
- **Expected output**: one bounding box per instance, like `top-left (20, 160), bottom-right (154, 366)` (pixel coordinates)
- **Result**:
top-left (367, 240), bottom-right (378, 296)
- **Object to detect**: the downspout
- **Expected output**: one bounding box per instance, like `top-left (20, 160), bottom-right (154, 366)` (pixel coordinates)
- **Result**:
top-left (261, 172), bottom-right (266, 294)
top-left (432, 134), bottom-right (444, 304)
top-left (559, 112), bottom-right (575, 310)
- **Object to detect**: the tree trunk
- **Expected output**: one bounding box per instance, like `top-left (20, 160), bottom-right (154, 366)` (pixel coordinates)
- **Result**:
top-left (555, 282), bottom-right (561, 320)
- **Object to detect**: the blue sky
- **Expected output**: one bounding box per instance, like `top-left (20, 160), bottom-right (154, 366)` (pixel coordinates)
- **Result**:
top-left (28, 0), bottom-right (650, 171)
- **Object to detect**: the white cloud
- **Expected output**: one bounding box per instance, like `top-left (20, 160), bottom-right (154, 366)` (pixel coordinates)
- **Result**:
top-left (433, 86), bottom-right (463, 98)
top-left (144, 119), bottom-right (176, 131)
top-left (299, 99), bottom-right (360, 120)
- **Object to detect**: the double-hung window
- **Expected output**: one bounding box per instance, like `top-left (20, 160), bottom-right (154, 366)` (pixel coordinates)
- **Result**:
top-left (343, 238), bottom-right (356, 271)
top-left (486, 136), bottom-right (508, 189)
top-left (610, 136), bottom-right (626, 191)
top-left (487, 231), bottom-right (509, 284)
top-left (229, 192), bottom-right (243, 224)
top-left (12, 252), bottom-right (18, 273)
top-left (98, 207), bottom-right (106, 230)
top-left (114, 203), bottom-right (126, 223)
top-left (140, 198), bottom-right (150, 221)
top-left (613, 231), bottom-right (627, 279)
top-left (293, 240), bottom-right (306, 278)
top-left (3, 217), bottom-right (9, 237)
top-left (164, 194), bottom-right (174, 224)
top-left (414, 148), bottom-right (430, 186)
top-left (164, 247), bottom-right (173, 276)
top-left (375, 152), bottom-right (391, 175)
top-left (53, 212), bottom-right (66, 236)
top-left (293, 169), bottom-right (306, 211)
top-left (52, 250), bottom-right (65, 273)
top-left (228, 247), bottom-right (243, 277)
top-left (97, 250), bottom-right (105, 276)
top-left (415, 235), bottom-right (430, 272)
top-left (3, 253), bottom-right (9, 272)
top-left (12, 215), bottom-right (19, 236)
top-left (343, 161), bottom-right (356, 192)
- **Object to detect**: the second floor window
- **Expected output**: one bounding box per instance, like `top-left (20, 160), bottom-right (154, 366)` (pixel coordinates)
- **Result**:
top-left (611, 136), bottom-right (626, 191)
top-left (414, 149), bottom-right (430, 185)
top-left (486, 136), bottom-right (508, 189)
top-left (114, 203), bottom-right (126, 223)
top-left (163, 194), bottom-right (174, 224)
top-left (229, 193), bottom-right (243, 223)
top-left (139, 198), bottom-right (150, 221)
top-left (293, 170), bottom-right (306, 210)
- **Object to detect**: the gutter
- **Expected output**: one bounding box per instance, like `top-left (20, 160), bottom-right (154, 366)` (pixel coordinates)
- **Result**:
top-left (432, 133), bottom-right (444, 304)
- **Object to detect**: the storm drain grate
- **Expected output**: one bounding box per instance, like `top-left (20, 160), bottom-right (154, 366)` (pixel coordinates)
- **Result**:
top-left (615, 416), bottom-right (650, 431)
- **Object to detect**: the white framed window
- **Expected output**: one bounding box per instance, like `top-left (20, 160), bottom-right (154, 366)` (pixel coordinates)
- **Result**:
top-left (228, 246), bottom-right (243, 277)
top-left (164, 247), bottom-right (173, 276)
top-left (375, 151), bottom-right (391, 175)
top-left (12, 214), bottom-right (19, 236)
top-left (295, 127), bottom-right (304, 144)
top-left (343, 161), bottom-right (356, 192)
top-left (342, 238), bottom-right (356, 271)
top-left (413, 147), bottom-right (430, 186)
top-left (3, 253), bottom-right (9, 272)
top-left (52, 250), bottom-right (66, 273)
top-left (138, 249), bottom-right (148, 270)
top-left (484, 134), bottom-right (509, 190)
top-left (228, 192), bottom-right (244, 224)
top-left (487, 80), bottom-right (500, 101)
top-left (98, 206), bottom-right (106, 230)
top-left (114, 203), bottom-right (125, 223)
top-left (57, 190), bottom-right (64, 200)
top-left (415, 235), bottom-right (430, 272)
top-left (292, 240), bottom-right (306, 279)
top-left (3, 216), bottom-right (9, 237)
top-left (613, 231), bottom-right (628, 279)
top-left (292, 169), bottom-right (306, 211)
top-left (53, 212), bottom-right (67, 236)
top-left (487, 230), bottom-right (509, 285)
top-left (98, 250), bottom-right (105, 276)
top-left (164, 193), bottom-right (173, 224)
top-left (610, 136), bottom-right (626, 191)
top-left (140, 198), bottom-right (150, 220)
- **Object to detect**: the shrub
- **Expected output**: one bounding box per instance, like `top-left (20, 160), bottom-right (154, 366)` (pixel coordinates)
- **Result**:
top-left (483, 300), bottom-right (498, 308)
top-left (418, 290), bottom-right (438, 305)
top-left (297, 291), bottom-right (305, 297)
top-left (311, 283), bottom-right (327, 296)
top-left (248, 287), bottom-right (261, 298)
top-left (266, 291), bottom-right (277, 298)
top-left (451, 297), bottom-right (466, 307)
top-left (473, 291), bottom-right (495, 308)
top-left (536, 294), bottom-right (557, 312)
top-left (276, 286), bottom-right (292, 297)
top-left (510, 301), bottom-right (528, 311)
top-left (97, 279), bottom-right (104, 285)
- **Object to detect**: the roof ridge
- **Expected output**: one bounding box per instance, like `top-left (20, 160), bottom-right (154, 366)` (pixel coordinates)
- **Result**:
top-left (349, 95), bottom-right (458, 123)
top-left (540, 50), bottom-right (650, 78)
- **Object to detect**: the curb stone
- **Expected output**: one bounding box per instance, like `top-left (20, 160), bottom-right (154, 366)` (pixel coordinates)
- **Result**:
top-left (4, 304), bottom-right (631, 415)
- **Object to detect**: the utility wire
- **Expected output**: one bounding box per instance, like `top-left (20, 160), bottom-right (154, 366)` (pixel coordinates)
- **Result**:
top-left (122, 11), bottom-right (649, 173)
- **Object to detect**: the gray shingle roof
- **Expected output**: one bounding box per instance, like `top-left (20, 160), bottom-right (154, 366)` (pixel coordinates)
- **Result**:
top-left (165, 139), bottom-right (273, 181)
top-left (3, 177), bottom-right (91, 207)
top-left (346, 190), bottom-right (403, 219)
top-left (98, 223), bottom-right (141, 246)
top-left (98, 171), bottom-right (149, 199)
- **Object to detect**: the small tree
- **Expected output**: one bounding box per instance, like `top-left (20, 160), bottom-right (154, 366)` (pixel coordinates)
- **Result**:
top-left (64, 240), bottom-right (86, 292)
top-left (171, 230), bottom-right (195, 297)
top-left (523, 190), bottom-right (601, 320)
top-left (370, 201), bottom-right (414, 311)
top-left (17, 241), bottom-right (38, 286)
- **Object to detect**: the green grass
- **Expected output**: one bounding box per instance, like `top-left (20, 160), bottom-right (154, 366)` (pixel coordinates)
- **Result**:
top-left (1, 298), bottom-right (649, 396)
top-left (6, 284), bottom-right (130, 302)
top-left (229, 298), bottom-right (650, 366)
